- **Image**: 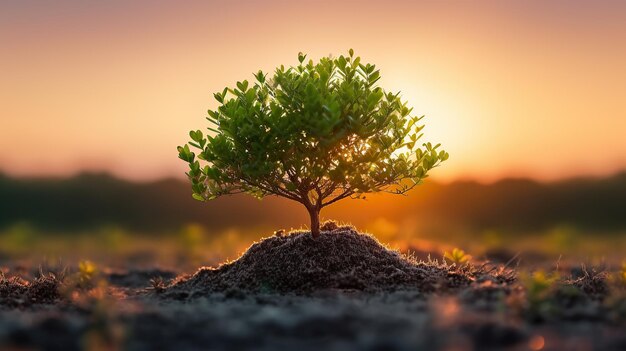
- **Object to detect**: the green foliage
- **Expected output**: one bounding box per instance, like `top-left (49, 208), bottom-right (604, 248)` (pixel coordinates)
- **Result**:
top-left (178, 223), bottom-right (207, 264)
top-left (77, 260), bottom-right (98, 288)
top-left (522, 270), bottom-right (558, 303)
top-left (443, 248), bottom-right (470, 265)
top-left (520, 270), bottom-right (560, 320)
top-left (1, 222), bottom-right (37, 253)
top-left (178, 50), bottom-right (447, 234)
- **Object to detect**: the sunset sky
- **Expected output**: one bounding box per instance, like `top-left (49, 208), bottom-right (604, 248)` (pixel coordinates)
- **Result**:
top-left (1, 0), bottom-right (625, 182)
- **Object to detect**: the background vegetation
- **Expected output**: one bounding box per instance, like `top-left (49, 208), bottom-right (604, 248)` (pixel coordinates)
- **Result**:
top-left (1, 172), bottom-right (625, 268)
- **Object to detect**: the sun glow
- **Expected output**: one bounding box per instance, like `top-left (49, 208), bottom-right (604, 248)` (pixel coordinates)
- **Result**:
top-left (1, 1), bottom-right (625, 182)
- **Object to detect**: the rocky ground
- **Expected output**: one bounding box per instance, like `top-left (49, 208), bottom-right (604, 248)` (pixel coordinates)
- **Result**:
top-left (1, 226), bottom-right (625, 350)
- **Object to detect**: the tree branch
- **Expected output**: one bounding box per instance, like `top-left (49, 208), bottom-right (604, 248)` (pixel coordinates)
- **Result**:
top-left (321, 188), bottom-right (355, 207)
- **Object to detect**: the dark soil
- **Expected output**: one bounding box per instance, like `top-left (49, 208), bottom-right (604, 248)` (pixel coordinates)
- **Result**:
top-left (163, 226), bottom-right (505, 298)
top-left (0, 273), bottom-right (61, 307)
top-left (0, 228), bottom-right (624, 350)
top-left (107, 269), bottom-right (177, 289)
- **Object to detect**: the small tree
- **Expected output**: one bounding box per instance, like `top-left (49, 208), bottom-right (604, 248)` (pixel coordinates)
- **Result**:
top-left (178, 50), bottom-right (448, 238)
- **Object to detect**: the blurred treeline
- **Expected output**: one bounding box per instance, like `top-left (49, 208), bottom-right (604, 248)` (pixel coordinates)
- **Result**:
top-left (1, 172), bottom-right (625, 236)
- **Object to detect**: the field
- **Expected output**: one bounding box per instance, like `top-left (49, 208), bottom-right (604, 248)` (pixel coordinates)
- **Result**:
top-left (1, 174), bottom-right (625, 350)
top-left (1, 223), bottom-right (625, 351)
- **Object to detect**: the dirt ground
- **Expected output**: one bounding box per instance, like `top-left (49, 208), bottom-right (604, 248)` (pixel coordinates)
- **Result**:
top-left (1, 228), bottom-right (625, 351)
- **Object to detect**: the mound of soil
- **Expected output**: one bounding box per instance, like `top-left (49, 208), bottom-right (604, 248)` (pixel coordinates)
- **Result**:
top-left (163, 225), bottom-right (476, 298)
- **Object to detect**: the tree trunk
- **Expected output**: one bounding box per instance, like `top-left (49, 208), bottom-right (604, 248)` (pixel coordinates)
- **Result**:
top-left (308, 207), bottom-right (321, 238)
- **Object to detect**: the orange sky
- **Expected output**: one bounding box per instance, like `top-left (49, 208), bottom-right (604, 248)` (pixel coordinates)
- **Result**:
top-left (1, 0), bottom-right (625, 182)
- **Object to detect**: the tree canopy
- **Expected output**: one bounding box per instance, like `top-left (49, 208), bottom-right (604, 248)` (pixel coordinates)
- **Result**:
top-left (178, 49), bottom-right (448, 237)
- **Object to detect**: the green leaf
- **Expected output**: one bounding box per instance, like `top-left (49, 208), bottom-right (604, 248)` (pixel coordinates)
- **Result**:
top-left (192, 193), bottom-right (205, 201)
top-left (236, 80), bottom-right (248, 92)
top-left (190, 130), bottom-right (203, 143)
top-left (337, 56), bottom-right (347, 70)
top-left (254, 70), bottom-right (265, 83)
top-left (177, 144), bottom-right (195, 163)
top-left (213, 92), bottom-right (223, 103)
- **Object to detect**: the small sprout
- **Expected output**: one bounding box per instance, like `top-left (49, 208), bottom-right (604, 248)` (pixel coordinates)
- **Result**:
top-left (522, 270), bottom-right (558, 303)
top-left (518, 270), bottom-right (562, 321)
top-left (444, 248), bottom-right (470, 265)
top-left (274, 229), bottom-right (284, 237)
top-left (78, 260), bottom-right (98, 288)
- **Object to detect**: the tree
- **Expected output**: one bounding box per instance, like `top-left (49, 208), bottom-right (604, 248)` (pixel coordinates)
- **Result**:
top-left (178, 50), bottom-right (448, 238)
